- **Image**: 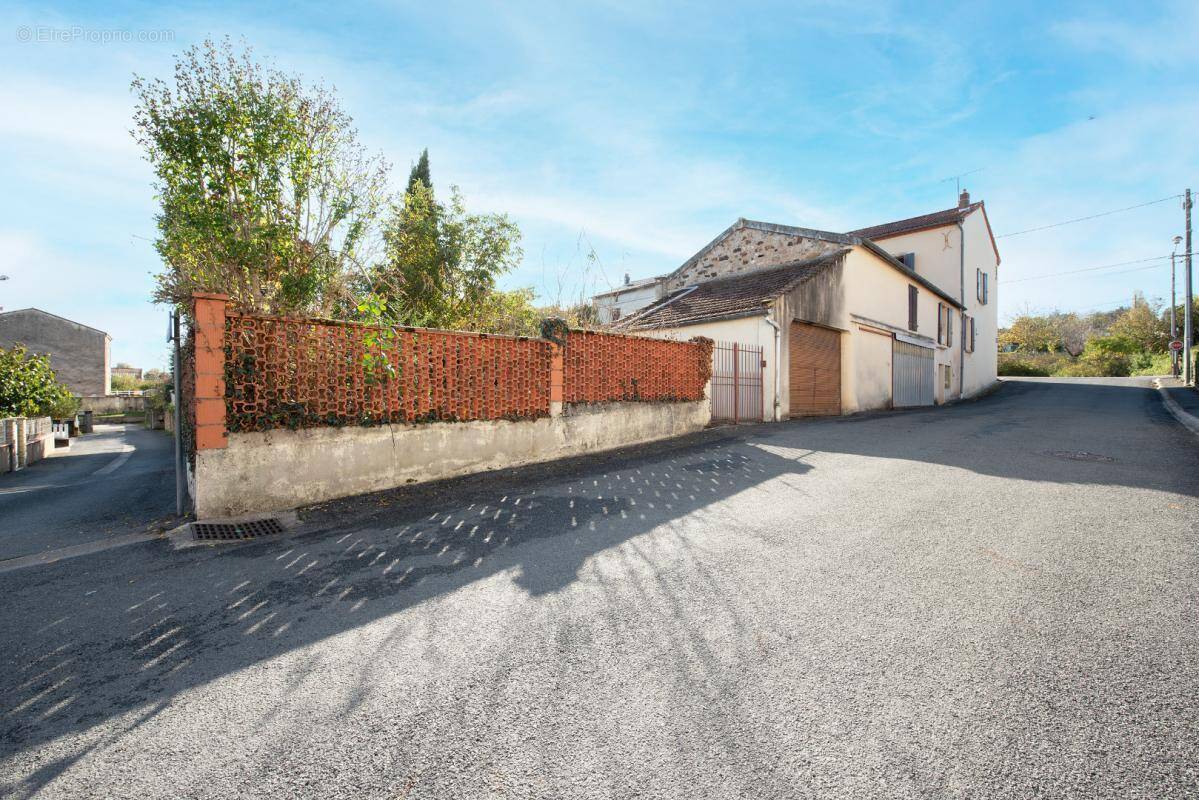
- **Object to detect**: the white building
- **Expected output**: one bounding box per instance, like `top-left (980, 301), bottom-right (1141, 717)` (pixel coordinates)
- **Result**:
top-left (607, 192), bottom-right (999, 419)
top-left (593, 274), bottom-right (666, 325)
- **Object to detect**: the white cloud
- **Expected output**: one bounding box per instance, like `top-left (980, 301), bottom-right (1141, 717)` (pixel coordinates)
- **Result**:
top-left (1051, 2), bottom-right (1199, 68)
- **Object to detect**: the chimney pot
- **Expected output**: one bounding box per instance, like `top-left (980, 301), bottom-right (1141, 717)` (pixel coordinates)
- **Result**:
top-left (959, 189), bottom-right (971, 208)
top-left (624, 273), bottom-right (630, 286)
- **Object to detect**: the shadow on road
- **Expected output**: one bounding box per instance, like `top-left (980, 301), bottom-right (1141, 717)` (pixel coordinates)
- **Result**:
top-left (0, 425), bottom-right (175, 561)
top-left (1, 377), bottom-right (1194, 797)
top-left (0, 427), bottom-right (812, 796)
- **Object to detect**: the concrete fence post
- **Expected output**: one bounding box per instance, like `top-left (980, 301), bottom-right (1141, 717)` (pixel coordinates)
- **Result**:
top-left (192, 292), bottom-right (230, 451)
top-left (549, 342), bottom-right (564, 417)
top-left (15, 418), bottom-right (27, 470)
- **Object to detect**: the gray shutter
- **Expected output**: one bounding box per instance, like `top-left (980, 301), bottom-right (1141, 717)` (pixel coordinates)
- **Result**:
top-left (908, 286), bottom-right (918, 331)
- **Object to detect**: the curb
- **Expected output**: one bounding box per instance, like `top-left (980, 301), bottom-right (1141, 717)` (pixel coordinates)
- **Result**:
top-left (1153, 378), bottom-right (1199, 437)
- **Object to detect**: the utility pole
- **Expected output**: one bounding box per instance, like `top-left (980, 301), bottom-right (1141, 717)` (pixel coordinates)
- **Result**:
top-left (168, 311), bottom-right (185, 515)
top-left (1172, 236), bottom-right (1182, 377)
top-left (1186, 189), bottom-right (1194, 385)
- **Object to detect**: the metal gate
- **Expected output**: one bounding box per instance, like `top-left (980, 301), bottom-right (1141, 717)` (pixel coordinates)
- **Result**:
top-left (893, 339), bottom-right (935, 407)
top-left (711, 341), bottom-right (764, 423)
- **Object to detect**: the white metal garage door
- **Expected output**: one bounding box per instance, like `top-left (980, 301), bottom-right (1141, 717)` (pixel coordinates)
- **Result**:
top-left (893, 340), bottom-right (934, 407)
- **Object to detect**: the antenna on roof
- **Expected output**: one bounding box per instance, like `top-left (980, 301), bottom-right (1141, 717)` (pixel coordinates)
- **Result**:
top-left (938, 168), bottom-right (984, 199)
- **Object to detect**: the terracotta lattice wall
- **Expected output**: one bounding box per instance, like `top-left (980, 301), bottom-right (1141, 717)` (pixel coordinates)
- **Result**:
top-left (224, 313), bottom-right (553, 431)
top-left (189, 295), bottom-right (712, 439)
top-left (562, 330), bottom-right (713, 404)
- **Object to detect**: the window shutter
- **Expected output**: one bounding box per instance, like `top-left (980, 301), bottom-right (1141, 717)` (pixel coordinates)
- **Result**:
top-left (947, 308), bottom-right (953, 347)
top-left (976, 269), bottom-right (982, 302)
top-left (908, 286), bottom-right (918, 331)
top-left (970, 317), bottom-right (976, 352)
top-left (983, 272), bottom-right (989, 304)
top-left (937, 303), bottom-right (944, 344)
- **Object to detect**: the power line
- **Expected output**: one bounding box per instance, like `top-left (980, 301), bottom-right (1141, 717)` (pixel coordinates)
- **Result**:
top-left (996, 194), bottom-right (1184, 238)
top-left (1001, 254), bottom-right (1183, 283)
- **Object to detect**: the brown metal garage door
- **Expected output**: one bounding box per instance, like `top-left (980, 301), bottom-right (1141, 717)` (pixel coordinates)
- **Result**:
top-left (789, 322), bottom-right (840, 416)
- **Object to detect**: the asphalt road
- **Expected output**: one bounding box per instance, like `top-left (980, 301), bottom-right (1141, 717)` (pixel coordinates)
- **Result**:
top-left (1, 378), bottom-right (1196, 799)
top-left (0, 424), bottom-right (175, 561)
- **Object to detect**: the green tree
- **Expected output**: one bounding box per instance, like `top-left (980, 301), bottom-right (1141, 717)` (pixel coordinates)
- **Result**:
top-left (367, 182), bottom-right (523, 329)
top-left (407, 148), bottom-right (431, 194)
top-left (0, 346), bottom-right (75, 417)
top-left (1107, 299), bottom-right (1168, 352)
top-left (999, 314), bottom-right (1061, 352)
top-left (132, 38), bottom-right (389, 315)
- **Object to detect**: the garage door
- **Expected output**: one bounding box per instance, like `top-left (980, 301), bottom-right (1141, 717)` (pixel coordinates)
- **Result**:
top-left (789, 322), bottom-right (840, 416)
top-left (893, 340), bottom-right (935, 407)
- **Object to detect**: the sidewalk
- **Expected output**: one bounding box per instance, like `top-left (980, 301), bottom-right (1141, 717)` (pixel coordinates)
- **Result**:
top-left (1154, 375), bottom-right (1199, 435)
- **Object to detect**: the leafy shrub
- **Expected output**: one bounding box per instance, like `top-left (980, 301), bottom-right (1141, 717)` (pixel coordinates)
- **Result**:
top-left (998, 359), bottom-right (1051, 377)
top-left (1055, 347), bottom-right (1131, 378)
top-left (45, 393), bottom-right (81, 421)
top-left (0, 345), bottom-right (77, 417)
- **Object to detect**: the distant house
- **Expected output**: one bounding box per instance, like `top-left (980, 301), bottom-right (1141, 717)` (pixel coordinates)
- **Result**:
top-left (593, 274), bottom-right (667, 324)
top-left (606, 192), bottom-right (999, 420)
top-left (111, 365), bottom-right (143, 381)
top-left (0, 309), bottom-right (111, 396)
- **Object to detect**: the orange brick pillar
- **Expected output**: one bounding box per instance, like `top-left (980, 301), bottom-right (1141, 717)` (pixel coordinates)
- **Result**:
top-left (192, 292), bottom-right (229, 450)
top-left (549, 342), bottom-right (564, 417)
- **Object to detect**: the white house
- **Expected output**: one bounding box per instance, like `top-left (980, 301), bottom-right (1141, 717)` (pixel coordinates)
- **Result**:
top-left (608, 192), bottom-right (999, 420)
top-left (593, 274), bottom-right (666, 324)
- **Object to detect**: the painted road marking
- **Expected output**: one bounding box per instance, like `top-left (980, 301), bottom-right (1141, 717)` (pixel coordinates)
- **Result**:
top-left (94, 445), bottom-right (135, 476)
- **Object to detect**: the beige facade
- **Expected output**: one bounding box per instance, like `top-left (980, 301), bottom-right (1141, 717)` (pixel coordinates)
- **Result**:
top-left (644, 243), bottom-right (961, 419)
top-left (612, 200), bottom-right (1000, 419)
top-left (858, 206), bottom-right (999, 398)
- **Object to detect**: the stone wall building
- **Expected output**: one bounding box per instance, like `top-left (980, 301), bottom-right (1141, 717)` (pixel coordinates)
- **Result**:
top-left (0, 308), bottom-right (111, 396)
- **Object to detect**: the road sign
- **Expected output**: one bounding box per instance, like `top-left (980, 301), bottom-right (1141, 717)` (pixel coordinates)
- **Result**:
top-left (1170, 339), bottom-right (1184, 352)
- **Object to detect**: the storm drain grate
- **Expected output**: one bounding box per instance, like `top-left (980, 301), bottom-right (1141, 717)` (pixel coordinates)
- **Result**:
top-left (1046, 450), bottom-right (1115, 463)
top-left (192, 518), bottom-right (285, 542)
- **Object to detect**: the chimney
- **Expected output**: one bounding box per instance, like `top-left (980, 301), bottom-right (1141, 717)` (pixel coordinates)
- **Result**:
top-left (958, 189), bottom-right (971, 209)
top-left (623, 273), bottom-right (630, 286)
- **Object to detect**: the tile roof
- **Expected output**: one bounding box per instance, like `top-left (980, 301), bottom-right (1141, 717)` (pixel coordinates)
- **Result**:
top-left (618, 250), bottom-right (847, 331)
top-left (850, 202), bottom-right (983, 240)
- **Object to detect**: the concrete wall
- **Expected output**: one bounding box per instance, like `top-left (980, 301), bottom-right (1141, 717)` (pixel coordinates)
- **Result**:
top-left (0, 309), bottom-right (111, 396)
top-left (193, 399), bottom-right (710, 518)
top-left (79, 395), bottom-right (147, 414)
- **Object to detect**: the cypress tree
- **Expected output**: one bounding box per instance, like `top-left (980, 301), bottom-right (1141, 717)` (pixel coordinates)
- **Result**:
top-left (407, 149), bottom-right (431, 194)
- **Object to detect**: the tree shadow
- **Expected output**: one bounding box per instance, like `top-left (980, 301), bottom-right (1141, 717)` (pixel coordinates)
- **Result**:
top-left (0, 428), bottom-right (810, 796)
top-left (0, 377), bottom-right (1191, 796)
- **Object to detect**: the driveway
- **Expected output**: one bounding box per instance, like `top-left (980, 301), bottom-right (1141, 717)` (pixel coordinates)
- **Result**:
top-left (0, 424), bottom-right (175, 562)
top-left (1, 378), bottom-right (1196, 798)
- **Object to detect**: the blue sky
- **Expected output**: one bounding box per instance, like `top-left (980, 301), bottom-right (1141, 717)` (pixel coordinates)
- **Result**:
top-left (2, 1), bottom-right (1197, 368)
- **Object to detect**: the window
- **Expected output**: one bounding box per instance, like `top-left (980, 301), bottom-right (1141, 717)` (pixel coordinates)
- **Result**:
top-left (908, 285), bottom-right (918, 331)
top-left (937, 302), bottom-right (945, 344)
top-left (897, 252), bottom-right (916, 270)
top-left (976, 269), bottom-right (989, 305)
top-left (943, 364), bottom-right (952, 390)
top-left (611, 307), bottom-right (622, 321)
top-left (962, 314), bottom-right (976, 353)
